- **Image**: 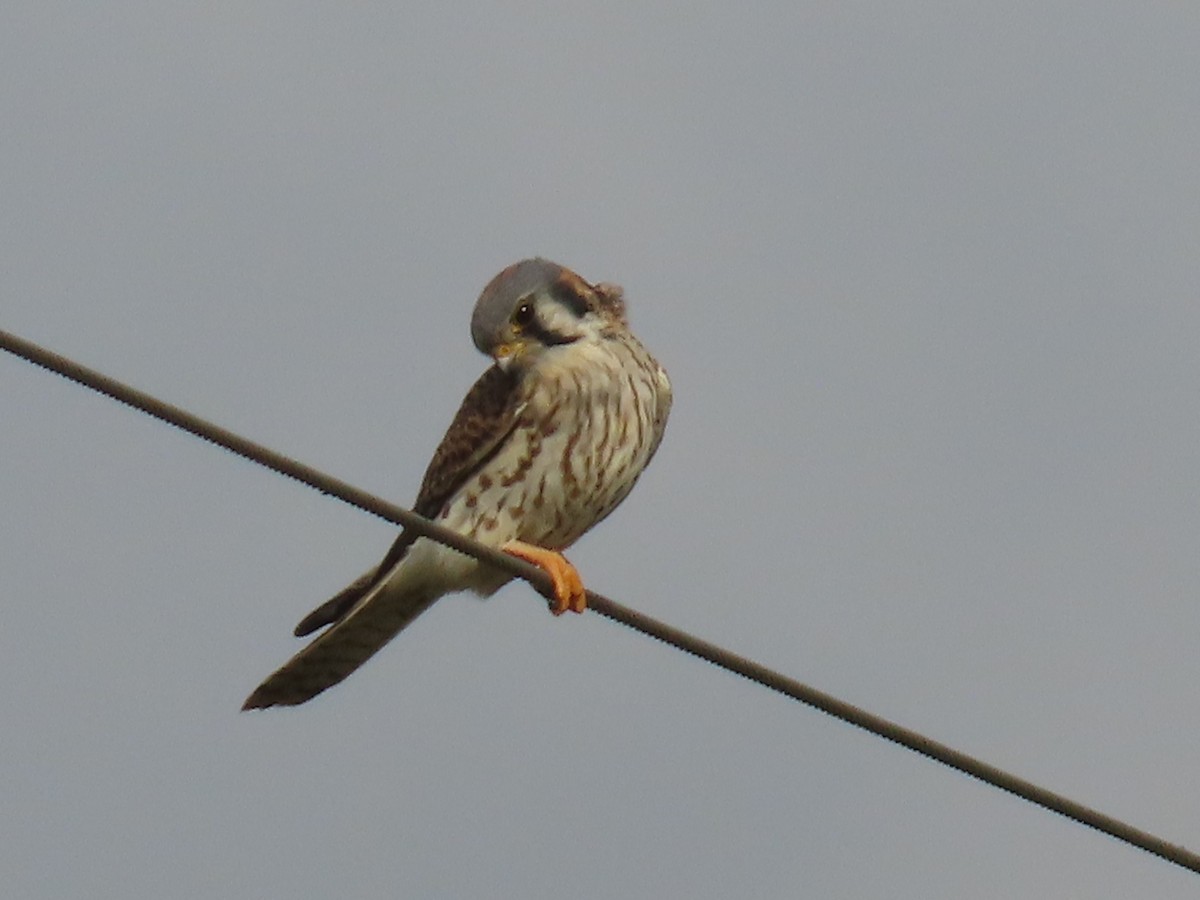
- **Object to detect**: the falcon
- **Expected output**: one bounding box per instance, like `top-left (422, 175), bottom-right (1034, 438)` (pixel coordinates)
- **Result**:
top-left (243, 258), bottom-right (672, 709)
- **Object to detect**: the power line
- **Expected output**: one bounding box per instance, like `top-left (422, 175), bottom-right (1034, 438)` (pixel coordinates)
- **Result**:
top-left (2, 325), bottom-right (1197, 876)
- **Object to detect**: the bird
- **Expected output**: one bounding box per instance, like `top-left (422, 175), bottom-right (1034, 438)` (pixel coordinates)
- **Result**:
top-left (242, 258), bottom-right (672, 709)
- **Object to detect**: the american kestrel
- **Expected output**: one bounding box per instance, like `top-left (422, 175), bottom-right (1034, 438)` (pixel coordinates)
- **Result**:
top-left (243, 258), bottom-right (672, 709)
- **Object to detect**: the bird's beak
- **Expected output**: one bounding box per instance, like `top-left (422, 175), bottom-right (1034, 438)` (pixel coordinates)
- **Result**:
top-left (491, 341), bottom-right (525, 370)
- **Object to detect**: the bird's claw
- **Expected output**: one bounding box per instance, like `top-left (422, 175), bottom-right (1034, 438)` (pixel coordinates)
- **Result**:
top-left (501, 541), bottom-right (588, 615)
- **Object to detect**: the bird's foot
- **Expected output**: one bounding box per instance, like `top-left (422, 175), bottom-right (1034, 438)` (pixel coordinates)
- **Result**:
top-left (501, 541), bottom-right (587, 615)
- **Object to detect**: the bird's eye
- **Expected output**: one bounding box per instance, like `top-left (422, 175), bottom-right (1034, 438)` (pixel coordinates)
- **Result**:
top-left (512, 301), bottom-right (535, 329)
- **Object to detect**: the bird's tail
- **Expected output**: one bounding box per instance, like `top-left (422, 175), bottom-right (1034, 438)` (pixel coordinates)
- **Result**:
top-left (242, 578), bottom-right (440, 710)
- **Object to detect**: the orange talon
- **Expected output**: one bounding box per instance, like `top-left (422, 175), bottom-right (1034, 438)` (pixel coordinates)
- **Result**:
top-left (501, 540), bottom-right (587, 615)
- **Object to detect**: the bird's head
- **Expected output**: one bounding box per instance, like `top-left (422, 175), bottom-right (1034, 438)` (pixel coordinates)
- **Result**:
top-left (471, 258), bottom-right (627, 372)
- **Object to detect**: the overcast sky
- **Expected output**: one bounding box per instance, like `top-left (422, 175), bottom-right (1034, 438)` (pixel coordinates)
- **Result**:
top-left (2, 4), bottom-right (1199, 898)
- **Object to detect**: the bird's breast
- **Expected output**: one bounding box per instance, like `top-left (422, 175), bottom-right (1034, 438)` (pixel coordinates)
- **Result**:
top-left (440, 337), bottom-right (668, 554)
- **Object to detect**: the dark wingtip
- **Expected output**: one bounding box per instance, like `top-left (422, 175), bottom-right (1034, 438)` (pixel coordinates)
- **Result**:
top-left (293, 595), bottom-right (347, 636)
top-left (293, 609), bottom-right (328, 637)
top-left (293, 572), bottom-right (378, 636)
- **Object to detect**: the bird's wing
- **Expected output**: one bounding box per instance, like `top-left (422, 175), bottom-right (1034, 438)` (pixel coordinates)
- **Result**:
top-left (291, 567), bottom-right (378, 636)
top-left (243, 366), bottom-right (527, 709)
top-left (290, 365), bottom-right (525, 637)
top-left (410, 363), bottom-right (526, 519)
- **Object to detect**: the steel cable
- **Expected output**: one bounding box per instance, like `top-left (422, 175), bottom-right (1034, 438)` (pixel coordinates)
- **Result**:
top-left (2, 326), bottom-right (1196, 876)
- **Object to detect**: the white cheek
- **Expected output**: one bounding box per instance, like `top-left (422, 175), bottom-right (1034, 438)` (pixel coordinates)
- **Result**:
top-left (537, 305), bottom-right (590, 341)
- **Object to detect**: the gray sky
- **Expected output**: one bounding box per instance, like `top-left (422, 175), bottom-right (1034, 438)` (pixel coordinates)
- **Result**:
top-left (3, 4), bottom-right (1198, 898)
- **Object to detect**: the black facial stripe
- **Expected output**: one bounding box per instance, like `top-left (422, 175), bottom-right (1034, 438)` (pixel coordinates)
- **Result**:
top-left (550, 279), bottom-right (592, 318)
top-left (526, 316), bottom-right (580, 347)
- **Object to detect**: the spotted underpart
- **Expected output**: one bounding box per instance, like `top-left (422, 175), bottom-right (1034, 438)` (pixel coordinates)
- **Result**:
top-left (243, 259), bottom-right (671, 709)
top-left (438, 307), bottom-right (669, 585)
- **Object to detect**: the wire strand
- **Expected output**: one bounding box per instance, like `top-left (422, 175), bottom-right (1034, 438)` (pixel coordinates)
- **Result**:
top-left (3, 325), bottom-right (1197, 875)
